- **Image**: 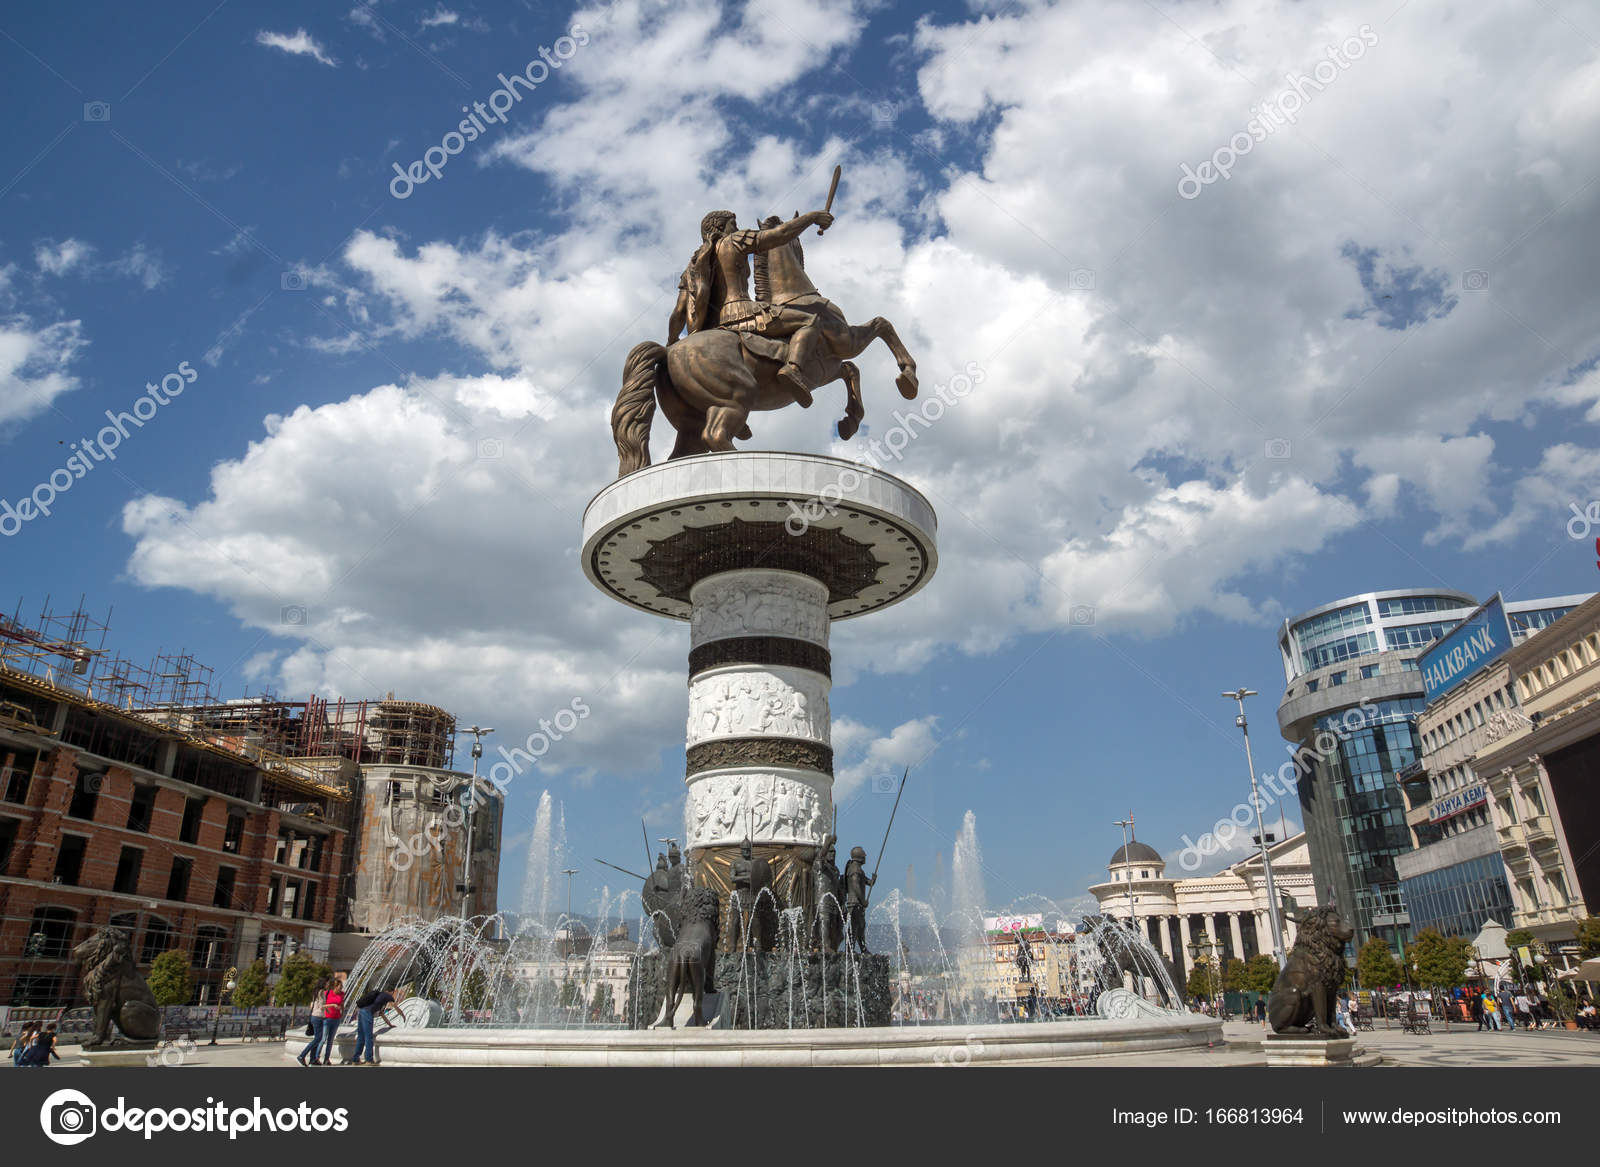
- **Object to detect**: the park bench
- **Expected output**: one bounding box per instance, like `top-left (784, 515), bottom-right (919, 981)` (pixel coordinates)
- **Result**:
top-left (1351, 1007), bottom-right (1375, 1032)
top-left (242, 1018), bottom-right (286, 1042)
top-left (1400, 1007), bottom-right (1431, 1035)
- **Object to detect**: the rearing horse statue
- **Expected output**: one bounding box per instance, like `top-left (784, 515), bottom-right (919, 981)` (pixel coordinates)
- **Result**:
top-left (610, 211), bottom-right (919, 479)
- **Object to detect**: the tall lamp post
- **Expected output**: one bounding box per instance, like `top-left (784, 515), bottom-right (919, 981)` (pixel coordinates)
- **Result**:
top-left (1188, 931), bottom-right (1224, 1016)
top-left (207, 967), bottom-right (237, 1045)
top-left (1222, 688), bottom-right (1287, 968)
top-left (1113, 812), bottom-right (1138, 931)
top-left (455, 725), bottom-right (493, 922)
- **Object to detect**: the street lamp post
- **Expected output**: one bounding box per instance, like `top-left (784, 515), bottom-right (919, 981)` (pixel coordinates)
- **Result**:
top-left (1188, 931), bottom-right (1224, 1016)
top-left (455, 725), bottom-right (493, 922)
top-left (207, 968), bottom-right (237, 1045)
top-left (1222, 687), bottom-right (1287, 968)
top-left (1113, 812), bottom-right (1138, 931)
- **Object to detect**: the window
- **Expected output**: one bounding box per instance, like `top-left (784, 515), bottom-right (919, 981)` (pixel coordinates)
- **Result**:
top-left (126, 785), bottom-right (158, 833)
top-left (302, 882), bottom-right (317, 920)
top-left (1306, 679), bottom-right (1319, 693)
top-left (139, 917), bottom-right (174, 963)
top-left (113, 846), bottom-right (143, 894)
top-left (213, 865), bottom-right (238, 909)
top-left (1329, 671), bottom-right (1347, 686)
top-left (10, 976), bottom-right (66, 1007)
top-left (280, 879), bottom-right (301, 918)
top-left (1361, 664), bottom-right (1380, 679)
top-left (67, 770), bottom-right (101, 820)
top-left (1, 746), bottom-right (38, 803)
top-left (266, 877), bottom-right (282, 915)
top-left (166, 856), bottom-right (192, 901)
top-left (222, 812), bottom-right (245, 854)
top-left (179, 797), bottom-right (205, 844)
top-left (54, 834), bottom-right (87, 885)
top-left (26, 906), bottom-right (77, 958)
top-left (192, 925), bottom-right (228, 970)
top-left (0, 817), bottom-right (17, 872)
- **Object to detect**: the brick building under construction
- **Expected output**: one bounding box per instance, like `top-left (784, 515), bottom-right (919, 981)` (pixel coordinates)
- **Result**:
top-left (0, 602), bottom-right (501, 1007)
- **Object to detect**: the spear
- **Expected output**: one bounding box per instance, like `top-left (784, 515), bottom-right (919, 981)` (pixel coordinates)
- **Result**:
top-left (642, 819), bottom-right (652, 871)
top-left (594, 857), bottom-right (648, 882)
top-left (866, 767), bottom-right (907, 907)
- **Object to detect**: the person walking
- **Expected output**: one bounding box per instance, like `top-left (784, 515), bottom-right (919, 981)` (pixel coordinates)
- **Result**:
top-left (1498, 987), bottom-right (1517, 1031)
top-left (20, 1023), bottom-right (59, 1067)
top-left (297, 977), bottom-right (331, 1066)
top-left (348, 987), bottom-right (403, 1065)
top-left (11, 1023), bottom-right (37, 1067)
top-left (1471, 989), bottom-right (1486, 1031)
top-left (1483, 991), bottom-right (1502, 1030)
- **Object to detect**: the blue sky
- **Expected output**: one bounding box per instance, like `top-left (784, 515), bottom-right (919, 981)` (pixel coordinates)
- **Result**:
top-left (3, 0), bottom-right (1598, 925)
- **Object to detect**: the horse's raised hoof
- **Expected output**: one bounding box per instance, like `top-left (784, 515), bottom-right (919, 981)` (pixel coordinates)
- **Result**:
top-left (895, 369), bottom-right (918, 399)
top-left (837, 416), bottom-right (859, 441)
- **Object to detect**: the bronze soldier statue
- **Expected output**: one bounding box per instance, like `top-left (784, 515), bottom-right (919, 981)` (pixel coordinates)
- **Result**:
top-left (843, 845), bottom-right (874, 954)
top-left (728, 837), bottom-right (775, 952)
top-left (813, 835), bottom-right (843, 953)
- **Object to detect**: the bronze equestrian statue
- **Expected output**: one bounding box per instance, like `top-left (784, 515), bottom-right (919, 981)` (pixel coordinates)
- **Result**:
top-left (611, 192), bottom-right (920, 478)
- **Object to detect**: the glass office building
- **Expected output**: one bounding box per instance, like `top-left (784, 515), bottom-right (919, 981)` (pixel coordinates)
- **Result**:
top-left (1400, 848), bottom-right (1516, 939)
top-left (1276, 589), bottom-right (1585, 952)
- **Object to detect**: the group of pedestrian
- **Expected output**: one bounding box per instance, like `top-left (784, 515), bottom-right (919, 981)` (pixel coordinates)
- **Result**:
top-left (9, 1022), bottom-right (59, 1067)
top-left (1467, 984), bottom-right (1563, 1031)
top-left (296, 973), bottom-right (403, 1066)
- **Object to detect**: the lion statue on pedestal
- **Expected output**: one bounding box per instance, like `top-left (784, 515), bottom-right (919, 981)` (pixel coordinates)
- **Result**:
top-left (1267, 905), bottom-right (1355, 1036)
top-left (73, 925), bottom-right (162, 1045)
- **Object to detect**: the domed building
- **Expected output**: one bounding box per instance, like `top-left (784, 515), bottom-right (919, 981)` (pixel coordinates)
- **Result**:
top-left (1088, 832), bottom-right (1318, 982)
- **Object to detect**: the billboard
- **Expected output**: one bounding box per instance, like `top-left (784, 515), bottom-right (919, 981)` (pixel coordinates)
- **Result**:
top-left (1429, 783), bottom-right (1487, 822)
top-left (1419, 593), bottom-right (1513, 704)
top-left (984, 913), bottom-right (1043, 934)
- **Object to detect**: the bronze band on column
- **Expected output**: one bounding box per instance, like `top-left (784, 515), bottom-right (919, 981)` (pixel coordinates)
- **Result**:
top-left (689, 636), bottom-right (831, 679)
top-left (686, 737), bottom-right (833, 777)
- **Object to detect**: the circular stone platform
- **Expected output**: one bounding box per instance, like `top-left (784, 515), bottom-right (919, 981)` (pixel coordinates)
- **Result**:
top-left (358, 1015), bottom-right (1223, 1067)
top-left (581, 451), bottom-right (937, 621)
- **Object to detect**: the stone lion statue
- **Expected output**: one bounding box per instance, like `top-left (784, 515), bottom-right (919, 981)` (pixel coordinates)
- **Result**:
top-left (1266, 905), bottom-right (1355, 1036)
top-left (73, 925), bottom-right (162, 1045)
top-left (656, 887), bottom-right (721, 1029)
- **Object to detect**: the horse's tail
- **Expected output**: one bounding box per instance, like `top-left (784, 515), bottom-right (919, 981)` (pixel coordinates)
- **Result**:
top-left (613, 341), bottom-right (664, 477)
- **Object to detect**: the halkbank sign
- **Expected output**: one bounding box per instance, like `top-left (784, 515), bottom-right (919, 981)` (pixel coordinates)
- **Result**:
top-left (1418, 593), bottom-right (1513, 704)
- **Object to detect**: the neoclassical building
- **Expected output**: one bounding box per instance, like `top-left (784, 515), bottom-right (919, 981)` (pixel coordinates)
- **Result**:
top-left (1088, 836), bottom-right (1319, 979)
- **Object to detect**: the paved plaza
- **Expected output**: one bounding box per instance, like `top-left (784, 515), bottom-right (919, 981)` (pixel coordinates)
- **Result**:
top-left (10, 1020), bottom-right (1594, 1069)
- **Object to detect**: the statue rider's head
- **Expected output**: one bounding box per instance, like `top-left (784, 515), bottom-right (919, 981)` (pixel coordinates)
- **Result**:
top-left (850, 846), bottom-right (866, 862)
top-left (740, 837), bottom-right (752, 859)
top-left (655, 853), bottom-right (667, 871)
top-left (701, 210), bottom-right (737, 242)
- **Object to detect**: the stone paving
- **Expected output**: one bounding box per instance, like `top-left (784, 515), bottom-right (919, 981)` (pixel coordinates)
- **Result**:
top-left (13, 1020), bottom-right (1596, 1068)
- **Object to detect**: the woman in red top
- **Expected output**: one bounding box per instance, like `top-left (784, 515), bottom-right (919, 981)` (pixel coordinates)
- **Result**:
top-left (317, 973), bottom-right (346, 1066)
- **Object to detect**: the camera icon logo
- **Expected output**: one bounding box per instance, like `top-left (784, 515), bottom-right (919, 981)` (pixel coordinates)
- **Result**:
top-left (280, 604), bottom-right (308, 626)
top-left (1068, 268), bottom-right (1096, 291)
top-left (83, 102), bottom-right (111, 123)
top-left (1069, 604), bottom-right (1096, 626)
top-left (870, 101), bottom-right (896, 129)
top-left (1264, 437), bottom-right (1292, 460)
top-left (477, 437), bottom-right (504, 460)
top-left (871, 773), bottom-right (898, 794)
top-left (281, 270), bottom-right (308, 291)
top-left (1462, 270), bottom-right (1489, 291)
top-left (40, 1088), bottom-right (97, 1145)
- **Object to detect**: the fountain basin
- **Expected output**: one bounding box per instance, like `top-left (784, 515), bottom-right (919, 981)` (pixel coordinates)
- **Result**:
top-left (326, 1015), bottom-right (1221, 1067)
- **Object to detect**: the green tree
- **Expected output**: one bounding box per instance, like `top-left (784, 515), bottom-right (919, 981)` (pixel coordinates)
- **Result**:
top-left (1244, 954), bottom-right (1280, 994)
top-left (1409, 929), bottom-right (1472, 1020)
top-left (1223, 957), bottom-right (1249, 993)
top-left (232, 960), bottom-right (270, 1016)
top-left (558, 974), bottom-right (580, 1015)
top-left (1356, 937), bottom-right (1400, 990)
top-left (147, 950), bottom-right (194, 1007)
top-left (1186, 957), bottom-right (1217, 1001)
top-left (274, 952), bottom-right (331, 1022)
top-left (1543, 977), bottom-right (1578, 1024)
top-left (591, 982), bottom-right (615, 1019)
top-left (1574, 917), bottom-right (1600, 961)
